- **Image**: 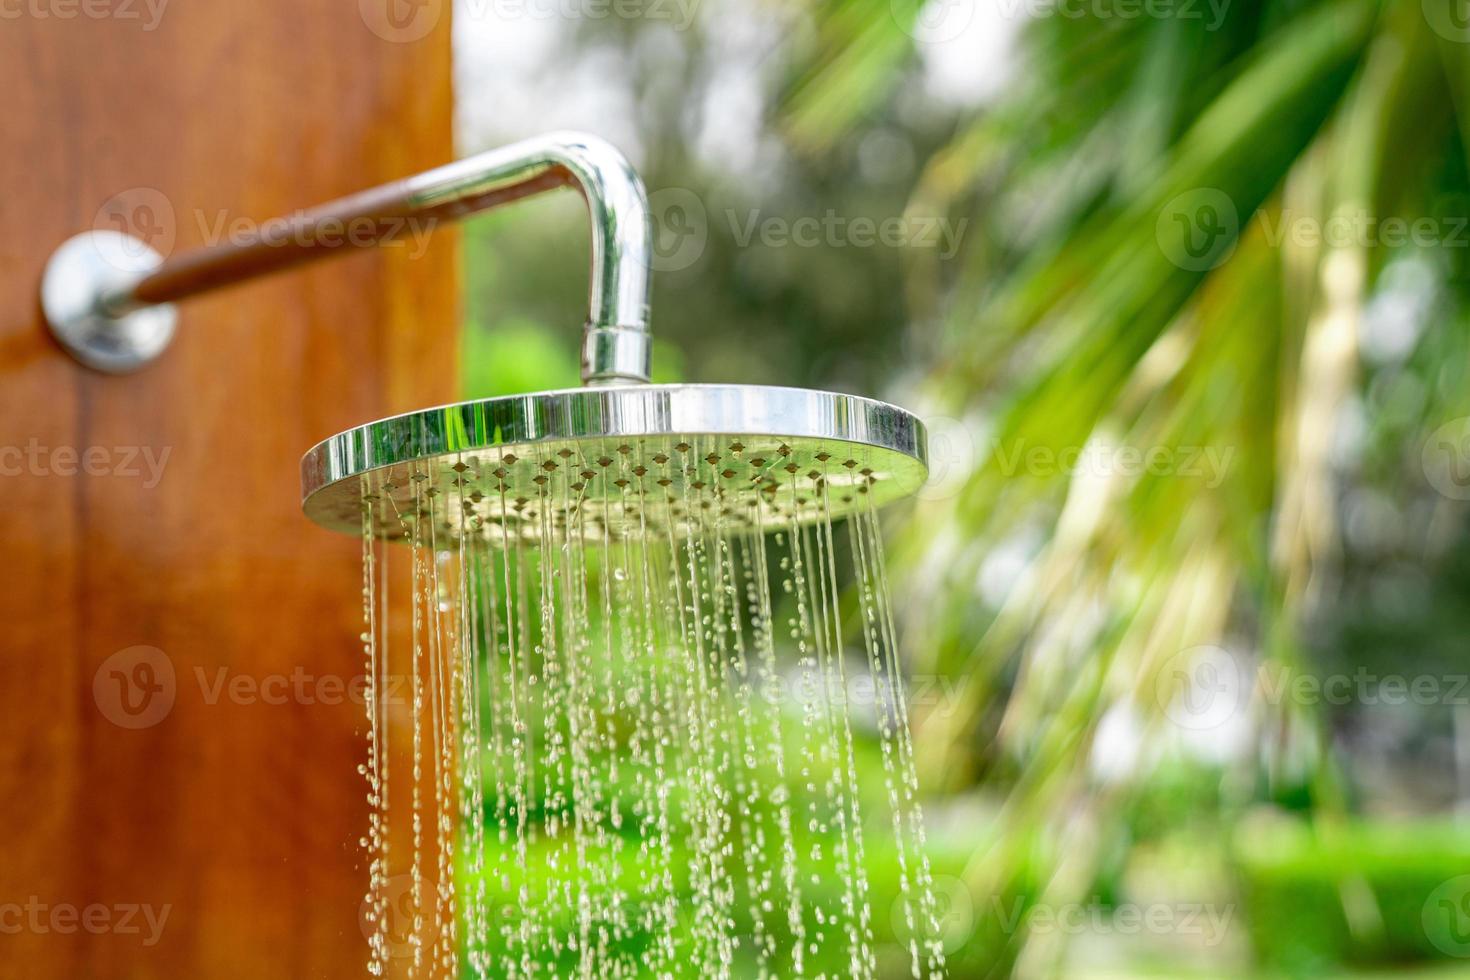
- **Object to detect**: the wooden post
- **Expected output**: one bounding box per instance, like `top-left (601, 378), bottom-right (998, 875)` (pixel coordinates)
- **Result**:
top-left (0, 2), bottom-right (456, 975)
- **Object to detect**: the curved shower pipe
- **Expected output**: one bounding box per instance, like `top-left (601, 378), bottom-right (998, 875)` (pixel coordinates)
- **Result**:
top-left (40, 131), bottom-right (655, 384)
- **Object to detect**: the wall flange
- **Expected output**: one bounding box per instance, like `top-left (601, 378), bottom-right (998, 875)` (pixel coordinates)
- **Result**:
top-left (41, 231), bottom-right (178, 374)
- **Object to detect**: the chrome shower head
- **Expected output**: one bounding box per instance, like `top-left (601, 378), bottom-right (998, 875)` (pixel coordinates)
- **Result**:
top-left (300, 383), bottom-right (928, 545)
top-left (38, 130), bottom-right (930, 543)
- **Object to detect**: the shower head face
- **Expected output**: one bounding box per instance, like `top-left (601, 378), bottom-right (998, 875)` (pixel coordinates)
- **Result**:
top-left (301, 384), bottom-right (928, 545)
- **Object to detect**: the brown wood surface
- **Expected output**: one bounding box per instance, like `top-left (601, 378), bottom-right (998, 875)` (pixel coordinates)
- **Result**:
top-left (0, 3), bottom-right (457, 976)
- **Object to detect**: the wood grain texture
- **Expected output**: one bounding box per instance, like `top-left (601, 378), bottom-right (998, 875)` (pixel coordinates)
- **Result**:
top-left (0, 2), bottom-right (457, 976)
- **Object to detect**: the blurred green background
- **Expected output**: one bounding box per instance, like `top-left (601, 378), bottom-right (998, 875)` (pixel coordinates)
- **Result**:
top-left (454, 0), bottom-right (1470, 975)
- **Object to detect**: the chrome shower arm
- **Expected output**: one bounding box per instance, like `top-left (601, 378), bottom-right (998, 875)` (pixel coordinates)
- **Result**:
top-left (41, 131), bottom-right (654, 383)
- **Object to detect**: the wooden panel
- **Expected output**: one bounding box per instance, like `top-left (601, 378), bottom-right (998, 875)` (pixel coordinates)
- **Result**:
top-left (0, 4), bottom-right (456, 977)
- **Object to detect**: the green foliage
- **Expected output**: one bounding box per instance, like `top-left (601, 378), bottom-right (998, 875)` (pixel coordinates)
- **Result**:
top-left (780, 0), bottom-right (1470, 974)
top-left (1235, 821), bottom-right (1470, 972)
top-left (457, 0), bottom-right (1470, 973)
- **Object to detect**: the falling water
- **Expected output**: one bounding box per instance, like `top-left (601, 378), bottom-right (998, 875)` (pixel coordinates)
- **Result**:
top-left (356, 437), bottom-right (945, 978)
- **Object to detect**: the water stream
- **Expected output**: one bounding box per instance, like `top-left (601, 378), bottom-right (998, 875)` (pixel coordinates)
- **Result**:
top-left (356, 441), bottom-right (945, 978)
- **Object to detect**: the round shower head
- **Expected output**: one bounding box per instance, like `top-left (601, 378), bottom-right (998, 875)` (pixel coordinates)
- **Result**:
top-left (301, 383), bottom-right (927, 544)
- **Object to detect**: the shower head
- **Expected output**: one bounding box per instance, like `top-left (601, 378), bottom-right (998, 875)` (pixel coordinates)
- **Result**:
top-left (39, 130), bottom-right (931, 542)
top-left (300, 383), bottom-right (927, 544)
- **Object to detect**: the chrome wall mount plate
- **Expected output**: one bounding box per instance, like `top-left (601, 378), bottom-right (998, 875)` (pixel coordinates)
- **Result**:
top-left (40, 231), bottom-right (178, 373)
